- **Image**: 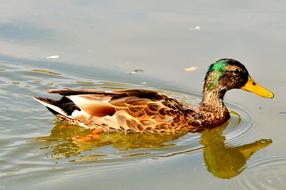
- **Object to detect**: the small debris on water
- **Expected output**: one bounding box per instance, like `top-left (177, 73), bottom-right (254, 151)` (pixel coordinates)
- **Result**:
top-left (46, 55), bottom-right (60, 59)
top-left (184, 66), bottom-right (199, 72)
top-left (128, 69), bottom-right (144, 75)
top-left (189, 25), bottom-right (200, 31)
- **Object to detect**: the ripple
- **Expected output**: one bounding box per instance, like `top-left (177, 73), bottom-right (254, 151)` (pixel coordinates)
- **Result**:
top-left (223, 103), bottom-right (255, 144)
top-left (237, 155), bottom-right (286, 190)
top-left (31, 69), bottom-right (62, 76)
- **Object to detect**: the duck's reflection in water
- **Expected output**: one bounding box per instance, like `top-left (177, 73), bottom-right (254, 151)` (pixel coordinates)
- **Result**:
top-left (38, 120), bottom-right (271, 179)
top-left (38, 120), bottom-right (185, 159)
top-left (201, 124), bottom-right (272, 179)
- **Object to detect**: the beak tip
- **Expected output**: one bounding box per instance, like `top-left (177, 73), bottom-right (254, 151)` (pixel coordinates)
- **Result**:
top-left (261, 91), bottom-right (274, 99)
top-left (242, 76), bottom-right (274, 99)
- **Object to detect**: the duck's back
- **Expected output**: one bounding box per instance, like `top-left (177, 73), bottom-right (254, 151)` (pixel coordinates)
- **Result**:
top-left (35, 89), bottom-right (190, 133)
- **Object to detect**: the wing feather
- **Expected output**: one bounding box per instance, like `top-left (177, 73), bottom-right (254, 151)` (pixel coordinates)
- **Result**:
top-left (45, 88), bottom-right (187, 132)
top-left (67, 95), bottom-right (115, 117)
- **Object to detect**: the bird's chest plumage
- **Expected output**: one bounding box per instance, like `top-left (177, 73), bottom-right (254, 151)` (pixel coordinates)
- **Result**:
top-left (187, 105), bottom-right (230, 132)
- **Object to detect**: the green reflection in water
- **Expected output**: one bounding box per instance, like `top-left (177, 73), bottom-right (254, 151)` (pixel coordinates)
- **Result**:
top-left (201, 124), bottom-right (272, 179)
top-left (38, 120), bottom-right (185, 160)
top-left (38, 118), bottom-right (271, 179)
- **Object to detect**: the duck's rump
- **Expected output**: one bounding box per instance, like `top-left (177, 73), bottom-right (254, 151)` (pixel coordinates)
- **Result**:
top-left (34, 89), bottom-right (189, 133)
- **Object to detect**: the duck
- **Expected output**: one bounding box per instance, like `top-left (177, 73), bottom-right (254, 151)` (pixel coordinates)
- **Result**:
top-left (34, 58), bottom-right (274, 134)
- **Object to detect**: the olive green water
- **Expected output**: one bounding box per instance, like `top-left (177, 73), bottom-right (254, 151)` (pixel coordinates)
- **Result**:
top-left (0, 1), bottom-right (286, 190)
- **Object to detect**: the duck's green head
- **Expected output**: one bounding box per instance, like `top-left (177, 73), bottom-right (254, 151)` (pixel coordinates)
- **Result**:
top-left (204, 58), bottom-right (274, 98)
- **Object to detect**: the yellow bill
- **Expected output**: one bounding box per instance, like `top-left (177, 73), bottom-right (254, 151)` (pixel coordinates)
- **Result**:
top-left (241, 76), bottom-right (274, 98)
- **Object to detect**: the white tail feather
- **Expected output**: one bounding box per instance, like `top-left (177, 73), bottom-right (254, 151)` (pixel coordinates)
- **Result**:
top-left (33, 97), bottom-right (68, 116)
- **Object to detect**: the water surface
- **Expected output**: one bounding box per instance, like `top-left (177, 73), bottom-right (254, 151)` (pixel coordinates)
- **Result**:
top-left (0, 1), bottom-right (286, 190)
top-left (0, 58), bottom-right (275, 189)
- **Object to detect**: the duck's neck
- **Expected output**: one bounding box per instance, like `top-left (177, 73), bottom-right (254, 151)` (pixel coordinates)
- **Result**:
top-left (186, 71), bottom-right (231, 131)
top-left (201, 88), bottom-right (225, 108)
top-left (200, 72), bottom-right (227, 110)
top-left (186, 87), bottom-right (230, 131)
top-left (199, 86), bottom-right (229, 122)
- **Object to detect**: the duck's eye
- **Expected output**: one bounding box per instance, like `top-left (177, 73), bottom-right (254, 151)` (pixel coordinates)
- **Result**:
top-left (233, 69), bottom-right (240, 74)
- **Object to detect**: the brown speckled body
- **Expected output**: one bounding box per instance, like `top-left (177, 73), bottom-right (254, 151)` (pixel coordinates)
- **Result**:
top-left (35, 88), bottom-right (230, 134)
top-left (34, 58), bottom-right (262, 134)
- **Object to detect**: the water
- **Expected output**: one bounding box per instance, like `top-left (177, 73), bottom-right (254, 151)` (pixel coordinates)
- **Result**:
top-left (0, 56), bottom-right (275, 189)
top-left (0, 1), bottom-right (286, 189)
top-left (237, 155), bottom-right (286, 190)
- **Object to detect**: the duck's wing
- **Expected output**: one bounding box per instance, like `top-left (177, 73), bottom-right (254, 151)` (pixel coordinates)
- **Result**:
top-left (48, 89), bottom-right (163, 99)
top-left (35, 89), bottom-right (187, 133)
top-left (46, 89), bottom-right (164, 115)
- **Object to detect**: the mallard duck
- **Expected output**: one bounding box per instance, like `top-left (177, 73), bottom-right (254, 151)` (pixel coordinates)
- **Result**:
top-left (34, 58), bottom-right (274, 134)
